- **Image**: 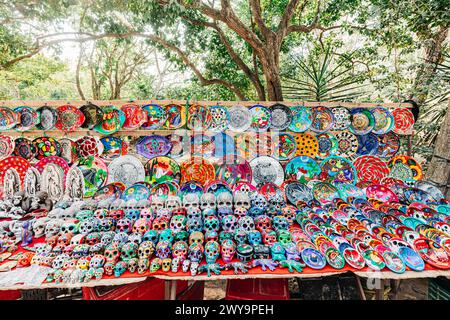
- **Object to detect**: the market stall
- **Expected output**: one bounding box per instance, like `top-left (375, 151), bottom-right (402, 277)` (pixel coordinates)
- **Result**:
top-left (0, 99), bottom-right (449, 300)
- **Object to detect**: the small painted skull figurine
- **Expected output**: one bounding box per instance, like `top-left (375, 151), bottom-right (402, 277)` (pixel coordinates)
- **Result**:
top-left (172, 241), bottom-right (188, 261)
top-left (138, 258), bottom-right (150, 274)
top-left (217, 192), bottom-right (233, 211)
top-left (156, 240), bottom-right (172, 259)
top-left (183, 193), bottom-right (200, 212)
top-left (203, 215), bottom-right (220, 233)
top-left (222, 215), bottom-right (237, 234)
top-left (281, 206), bottom-right (297, 225)
top-left (186, 218), bottom-right (203, 233)
top-left (165, 195), bottom-right (181, 211)
top-left (127, 258), bottom-right (139, 273)
top-left (233, 192), bottom-right (251, 210)
top-left (182, 259), bottom-right (190, 272)
top-left (262, 230), bottom-right (277, 246)
top-left (116, 218), bottom-right (132, 233)
top-left (32, 217), bottom-right (50, 238)
top-left (104, 244), bottom-right (120, 263)
top-left (140, 208), bottom-right (154, 222)
top-left (221, 239), bottom-right (236, 263)
top-left (170, 215), bottom-right (187, 233)
top-left (186, 207), bottom-right (202, 220)
top-left (234, 229), bottom-right (248, 244)
top-left (120, 242), bottom-right (138, 262)
top-left (152, 216), bottom-right (169, 231)
top-left (188, 243), bottom-right (204, 263)
top-left (267, 194), bottom-right (286, 215)
top-left (277, 230), bottom-right (293, 245)
top-left (248, 229), bottom-right (262, 246)
top-left (114, 261), bottom-right (127, 277)
top-left (250, 193), bottom-right (267, 211)
top-left (171, 257), bottom-right (180, 273)
top-left (189, 231), bottom-right (204, 246)
top-left (159, 229), bottom-right (174, 243)
top-left (151, 196), bottom-right (165, 211)
top-left (142, 230), bottom-right (159, 245)
top-left (234, 207), bottom-right (248, 219)
top-left (90, 255), bottom-right (106, 269)
top-left (204, 240), bottom-right (220, 264)
top-left (201, 192), bottom-right (216, 211)
top-left (237, 216), bottom-right (255, 234)
top-left (132, 218), bottom-right (151, 235)
top-left (161, 258), bottom-right (172, 272)
top-left (150, 258), bottom-right (162, 272)
top-left (138, 241), bottom-right (155, 260)
top-left (255, 215), bottom-right (272, 233)
top-left (272, 215), bottom-right (289, 231)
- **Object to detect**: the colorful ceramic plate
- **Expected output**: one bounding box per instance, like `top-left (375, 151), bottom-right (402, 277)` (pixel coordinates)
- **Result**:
top-left (317, 132), bottom-right (338, 159)
top-left (0, 107), bottom-right (18, 130)
top-left (398, 246), bottom-right (425, 271)
top-left (94, 106), bottom-right (125, 134)
top-left (403, 187), bottom-right (435, 204)
top-left (80, 103), bottom-right (103, 129)
top-left (325, 247), bottom-right (346, 269)
top-left (55, 105), bottom-right (85, 132)
top-left (93, 184), bottom-right (122, 201)
top-left (34, 156), bottom-right (70, 177)
top-left (387, 155), bottom-right (423, 181)
top-left (150, 181), bottom-right (179, 199)
top-left (211, 133), bottom-right (236, 158)
top-left (59, 138), bottom-right (78, 164)
top-left (190, 133), bottom-right (214, 157)
top-left (354, 156), bottom-right (390, 183)
top-left (0, 135), bottom-right (14, 158)
top-left (376, 132), bottom-right (400, 159)
top-left (331, 107), bottom-right (351, 130)
top-left (121, 103), bottom-right (148, 129)
top-left (180, 157), bottom-right (216, 185)
top-left (372, 106), bottom-right (394, 134)
top-left (269, 103), bottom-right (292, 130)
top-left (141, 104), bottom-right (167, 130)
top-left (14, 106), bottom-right (39, 131)
top-left (310, 106), bottom-right (334, 133)
top-left (392, 108), bottom-right (414, 135)
top-left (179, 181), bottom-right (204, 199)
top-left (319, 156), bottom-right (357, 185)
top-left (294, 133), bottom-right (319, 157)
top-left (209, 105), bottom-right (229, 132)
top-left (272, 133), bottom-right (297, 161)
top-left (76, 136), bottom-right (102, 157)
top-left (32, 137), bottom-right (61, 159)
top-left (356, 133), bottom-right (379, 156)
top-left (312, 182), bottom-right (341, 204)
top-left (108, 155), bottom-right (146, 187)
top-left (335, 182), bottom-right (366, 200)
top-left (0, 156), bottom-right (30, 193)
top-left (349, 108), bottom-right (375, 135)
top-left (228, 106), bottom-right (251, 132)
top-left (301, 248), bottom-right (327, 269)
top-left (343, 247), bottom-right (366, 269)
top-left (413, 238), bottom-right (449, 269)
top-left (121, 184), bottom-right (151, 201)
top-left (366, 184), bottom-right (399, 203)
top-left (205, 180), bottom-right (232, 197)
top-left (216, 155), bottom-right (252, 186)
top-left (415, 181), bottom-right (444, 202)
top-left (250, 156), bottom-right (284, 187)
top-left (335, 131), bottom-right (358, 158)
top-left (75, 156), bottom-right (108, 197)
top-left (382, 251), bottom-right (406, 273)
top-left (100, 137), bottom-right (128, 161)
top-left (167, 134), bottom-right (186, 159)
top-left (163, 104), bottom-right (186, 129)
top-left (136, 135), bottom-right (172, 159)
top-left (249, 105), bottom-right (271, 131)
top-left (145, 156), bottom-right (181, 185)
top-left (36, 106), bottom-right (57, 130)
top-left (187, 104), bottom-right (212, 130)
top-left (13, 138), bottom-right (36, 160)
top-left (289, 106), bottom-right (312, 132)
top-left (362, 249), bottom-right (385, 270)
top-left (285, 156), bottom-right (321, 184)
top-left (285, 182), bottom-right (314, 205)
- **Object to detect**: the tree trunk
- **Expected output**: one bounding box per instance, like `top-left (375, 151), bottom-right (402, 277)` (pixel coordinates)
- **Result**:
top-left (260, 41), bottom-right (283, 101)
top-left (425, 101), bottom-right (450, 200)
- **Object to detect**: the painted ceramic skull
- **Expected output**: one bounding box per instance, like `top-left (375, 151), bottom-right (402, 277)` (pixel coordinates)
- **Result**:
top-left (172, 241), bottom-right (188, 261)
top-left (138, 241), bottom-right (155, 260)
top-left (204, 240), bottom-right (220, 264)
top-left (132, 218), bottom-right (151, 235)
top-left (151, 196), bottom-right (165, 211)
top-left (262, 230), bottom-right (277, 246)
top-left (221, 239), bottom-right (236, 263)
top-left (165, 195), bottom-right (181, 211)
top-left (237, 216), bottom-right (255, 233)
top-left (186, 218), bottom-right (203, 233)
top-left (120, 242), bottom-right (138, 262)
top-left (104, 244), bottom-right (120, 263)
top-left (187, 207), bottom-right (202, 220)
top-left (201, 193), bottom-right (216, 211)
top-left (233, 192), bottom-right (251, 210)
top-left (60, 219), bottom-right (79, 235)
top-left (234, 207), bottom-right (248, 219)
top-left (52, 253), bottom-right (70, 270)
top-left (159, 229), bottom-right (174, 243)
top-left (156, 240), bottom-right (172, 259)
top-left (138, 258), bottom-right (150, 274)
top-left (116, 218), bottom-right (132, 233)
top-left (281, 206), bottom-right (297, 225)
top-left (267, 194), bottom-right (286, 215)
top-left (183, 193), bottom-right (200, 211)
top-left (251, 193), bottom-right (267, 211)
top-left (90, 254), bottom-right (106, 268)
top-left (203, 215), bottom-right (220, 232)
top-left (189, 231), bottom-right (204, 246)
top-left (182, 259), bottom-right (190, 272)
top-left (255, 215), bottom-right (272, 233)
top-left (79, 218), bottom-right (96, 235)
top-left (152, 216), bottom-right (169, 231)
top-left (142, 230), bottom-right (159, 245)
top-left (128, 232), bottom-right (142, 245)
top-left (272, 215), bottom-right (289, 231)
top-left (170, 215), bottom-right (187, 233)
top-left (222, 215), bottom-right (237, 234)
top-left (127, 257), bottom-right (139, 273)
top-left (33, 217), bottom-right (50, 238)
top-left (277, 230), bottom-right (293, 245)
top-left (217, 192), bottom-right (233, 211)
top-left (114, 261), bottom-right (127, 277)
top-left (188, 243), bottom-right (204, 263)
top-left (140, 208), bottom-right (154, 221)
top-left (248, 230), bottom-right (262, 246)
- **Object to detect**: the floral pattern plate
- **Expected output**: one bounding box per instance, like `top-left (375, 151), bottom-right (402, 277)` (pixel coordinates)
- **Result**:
top-left (289, 106), bottom-right (312, 133)
top-left (55, 105), bottom-right (85, 132)
top-left (215, 155), bottom-right (252, 186)
top-left (335, 131), bottom-right (359, 158)
top-left (163, 104), bottom-right (186, 129)
top-left (317, 132), bottom-right (338, 159)
top-left (331, 107), bottom-right (351, 130)
top-left (188, 104), bottom-right (212, 130)
top-left (32, 137), bottom-right (61, 159)
top-left (294, 133), bottom-right (319, 157)
top-left (320, 156), bottom-right (357, 185)
top-left (209, 105), bottom-right (230, 132)
top-left (180, 157), bottom-right (216, 185)
top-left (350, 108), bottom-right (375, 135)
top-left (272, 133), bottom-right (297, 161)
top-left (136, 135), bottom-right (172, 159)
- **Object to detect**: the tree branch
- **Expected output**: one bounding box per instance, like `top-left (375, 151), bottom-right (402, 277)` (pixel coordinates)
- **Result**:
top-left (277, 0), bottom-right (306, 37)
top-left (248, 0), bottom-right (272, 39)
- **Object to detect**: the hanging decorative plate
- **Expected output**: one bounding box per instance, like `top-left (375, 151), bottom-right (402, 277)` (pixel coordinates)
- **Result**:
top-left (235, 133), bottom-right (273, 158)
top-left (362, 249), bottom-right (385, 270)
top-left (163, 104), bottom-right (186, 129)
top-left (335, 182), bottom-right (366, 200)
top-left (100, 137), bottom-right (128, 161)
top-left (354, 156), bottom-right (390, 184)
top-left (387, 155), bottom-right (423, 181)
top-left (216, 155), bottom-right (252, 186)
top-left (80, 103), bottom-right (103, 130)
top-left (93, 183), bottom-right (122, 201)
top-left (93, 106), bottom-right (125, 134)
top-left (76, 136), bottom-right (102, 157)
top-left (211, 133), bottom-right (236, 158)
top-left (269, 103), bottom-right (292, 130)
top-left (167, 134), bottom-right (186, 159)
top-left (108, 155), bottom-right (146, 188)
top-left (34, 156), bottom-right (70, 178)
top-left (232, 181), bottom-right (258, 195)
top-left (272, 133), bottom-right (297, 161)
top-left (228, 106), bottom-right (251, 132)
top-left (319, 156), bottom-right (356, 185)
top-left (151, 181), bottom-right (179, 199)
top-left (75, 156), bottom-right (108, 197)
top-left (392, 108), bottom-right (414, 135)
top-left (285, 156), bottom-right (321, 184)
top-left (331, 107), bottom-right (351, 130)
top-left (205, 180), bottom-right (232, 197)
top-left (301, 248), bottom-right (327, 269)
top-left (376, 132), bottom-right (400, 159)
top-left (356, 133), bottom-right (379, 156)
top-left (249, 105), bottom-right (271, 131)
top-left (0, 135), bottom-right (14, 158)
top-left (136, 135), bottom-right (172, 159)
top-left (260, 182), bottom-right (284, 199)
top-left (32, 137), bottom-right (61, 159)
top-left (190, 133), bottom-right (214, 157)
top-left (403, 187), bottom-right (435, 204)
top-left (121, 103), bottom-right (148, 129)
top-left (141, 104), bottom-right (167, 130)
top-left (289, 106), bottom-right (312, 133)
top-left (371, 106), bottom-right (394, 134)
top-left (382, 251), bottom-right (406, 273)
top-left (317, 132), bottom-right (338, 159)
top-left (415, 181), bottom-right (444, 203)
top-left (313, 182), bottom-right (341, 204)
top-left (0, 156), bottom-right (30, 189)
top-left (366, 184), bottom-right (399, 203)
top-left (36, 106), bottom-right (57, 130)
top-left (12, 138), bottom-right (36, 160)
top-left (342, 247), bottom-right (366, 269)
top-left (413, 238), bottom-right (449, 269)
top-left (349, 108), bottom-right (375, 135)
top-left (209, 105), bottom-right (229, 132)
top-left (250, 156), bottom-right (284, 187)
top-left (121, 184), bottom-right (151, 202)
top-left (310, 106), bottom-right (334, 133)
top-left (145, 156), bottom-right (181, 185)
top-left (334, 131), bottom-right (358, 158)
top-left (397, 246), bottom-right (425, 271)
top-left (59, 138), bottom-right (78, 164)
top-left (14, 106), bottom-right (39, 131)
top-left (112, 181), bottom-right (127, 192)
top-left (0, 107), bottom-right (18, 130)
top-left (187, 104), bottom-right (212, 130)
top-left (55, 105), bottom-right (85, 132)
top-left (180, 157), bottom-right (216, 185)
top-left (294, 133), bottom-right (319, 157)
top-left (179, 181), bottom-right (204, 199)
top-left (325, 247), bottom-right (346, 269)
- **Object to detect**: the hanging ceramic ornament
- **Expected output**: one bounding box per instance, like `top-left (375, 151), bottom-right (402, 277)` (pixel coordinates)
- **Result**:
top-left (269, 103), bottom-right (292, 130)
top-left (75, 156), bottom-right (108, 197)
top-left (145, 156), bottom-right (181, 185)
top-left (215, 155), bottom-right (252, 186)
top-left (0, 135), bottom-right (15, 158)
top-left (284, 156), bottom-right (320, 184)
top-left (80, 102), bottom-right (103, 130)
top-left (121, 103), bottom-right (148, 129)
top-left (209, 105), bottom-right (230, 132)
top-left (335, 131), bottom-right (358, 158)
top-left (319, 156), bottom-right (357, 185)
top-left (310, 106), bottom-right (334, 133)
top-left (228, 106), bottom-right (251, 132)
top-left (100, 137), bottom-right (128, 161)
top-left (14, 106), bottom-right (39, 131)
top-left (136, 135), bottom-right (172, 159)
top-left (316, 132), bottom-right (338, 159)
top-left (32, 137), bottom-right (61, 159)
top-left (0, 107), bottom-right (18, 130)
top-left (353, 155), bottom-right (390, 184)
top-left (36, 106), bottom-right (57, 130)
top-left (294, 133), bottom-right (319, 157)
top-left (289, 106), bottom-right (312, 132)
top-left (392, 108), bottom-right (414, 135)
top-left (187, 104), bottom-right (212, 130)
top-left (142, 104), bottom-right (167, 129)
top-left (163, 104), bottom-right (186, 129)
top-left (371, 106), bottom-right (394, 134)
top-left (272, 133), bottom-right (297, 161)
top-left (180, 157), bottom-right (216, 185)
top-left (376, 132), bottom-right (400, 159)
top-left (250, 156), bottom-right (284, 187)
top-left (249, 105), bottom-right (271, 131)
top-left (331, 107), bottom-right (351, 130)
top-left (94, 106), bottom-right (125, 134)
top-left (13, 138), bottom-right (37, 160)
top-left (55, 105), bottom-right (85, 132)
top-left (349, 108), bottom-right (375, 135)
top-left (108, 155), bottom-right (146, 188)
top-left (356, 133), bottom-right (379, 156)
